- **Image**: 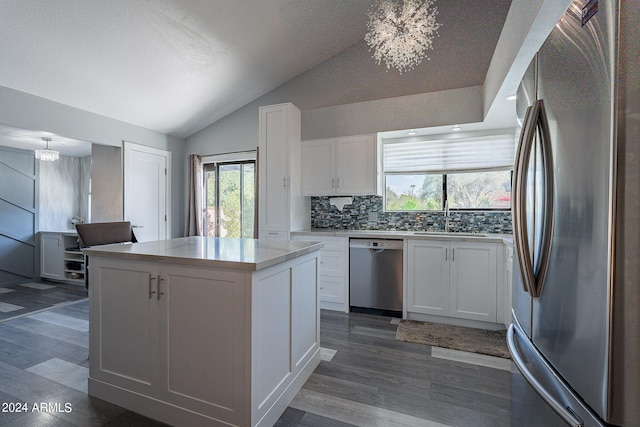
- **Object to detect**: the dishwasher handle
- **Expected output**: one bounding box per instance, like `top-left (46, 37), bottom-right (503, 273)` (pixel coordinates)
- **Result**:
top-left (349, 239), bottom-right (403, 251)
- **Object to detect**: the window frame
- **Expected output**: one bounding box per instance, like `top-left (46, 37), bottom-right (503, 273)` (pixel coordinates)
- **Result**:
top-left (383, 170), bottom-right (513, 212)
top-left (381, 131), bottom-right (515, 213)
top-left (201, 151), bottom-right (257, 238)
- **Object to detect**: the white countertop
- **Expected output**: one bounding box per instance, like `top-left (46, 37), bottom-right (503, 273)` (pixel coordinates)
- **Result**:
top-left (83, 236), bottom-right (323, 271)
top-left (293, 229), bottom-right (513, 244)
top-left (40, 230), bottom-right (77, 235)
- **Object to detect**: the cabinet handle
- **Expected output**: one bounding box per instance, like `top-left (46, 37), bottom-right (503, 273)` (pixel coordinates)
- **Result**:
top-left (445, 248), bottom-right (448, 261)
top-left (452, 248), bottom-right (455, 262)
top-left (157, 276), bottom-right (165, 300)
top-left (336, 177), bottom-right (340, 188)
top-left (149, 275), bottom-right (157, 299)
top-left (331, 178), bottom-right (335, 188)
top-left (283, 177), bottom-right (289, 187)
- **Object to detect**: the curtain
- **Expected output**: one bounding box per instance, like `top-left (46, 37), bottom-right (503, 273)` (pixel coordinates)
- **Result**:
top-left (383, 133), bottom-right (515, 173)
top-left (184, 154), bottom-right (204, 236)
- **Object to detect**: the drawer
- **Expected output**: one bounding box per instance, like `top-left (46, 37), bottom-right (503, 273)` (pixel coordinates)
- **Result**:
top-left (318, 275), bottom-right (345, 303)
top-left (260, 231), bottom-right (289, 240)
top-left (319, 250), bottom-right (346, 276)
top-left (294, 235), bottom-right (346, 252)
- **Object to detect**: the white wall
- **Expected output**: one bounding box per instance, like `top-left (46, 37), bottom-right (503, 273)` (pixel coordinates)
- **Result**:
top-left (0, 86), bottom-right (186, 237)
top-left (39, 155), bottom-right (90, 231)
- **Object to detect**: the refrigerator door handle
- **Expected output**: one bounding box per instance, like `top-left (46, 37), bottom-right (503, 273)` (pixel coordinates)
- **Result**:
top-left (531, 99), bottom-right (555, 297)
top-left (513, 103), bottom-right (538, 295)
top-left (512, 100), bottom-right (555, 298)
top-left (507, 325), bottom-right (584, 427)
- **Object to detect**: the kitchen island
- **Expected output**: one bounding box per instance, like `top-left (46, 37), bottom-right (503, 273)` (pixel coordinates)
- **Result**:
top-left (84, 237), bottom-right (322, 427)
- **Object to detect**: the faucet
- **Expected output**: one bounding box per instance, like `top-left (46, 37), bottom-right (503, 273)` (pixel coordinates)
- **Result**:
top-left (444, 200), bottom-right (450, 233)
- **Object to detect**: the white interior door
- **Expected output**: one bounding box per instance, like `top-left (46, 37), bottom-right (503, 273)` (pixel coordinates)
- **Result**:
top-left (124, 142), bottom-right (170, 242)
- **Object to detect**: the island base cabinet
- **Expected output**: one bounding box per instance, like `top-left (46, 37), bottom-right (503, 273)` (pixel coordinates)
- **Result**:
top-left (88, 252), bottom-right (320, 427)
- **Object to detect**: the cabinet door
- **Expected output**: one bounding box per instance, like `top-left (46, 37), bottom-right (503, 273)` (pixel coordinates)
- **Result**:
top-left (259, 105), bottom-right (291, 231)
top-left (335, 135), bottom-right (376, 195)
top-left (159, 265), bottom-right (247, 425)
top-left (449, 242), bottom-right (497, 322)
top-left (407, 240), bottom-right (450, 316)
top-left (89, 257), bottom-right (159, 396)
top-left (40, 234), bottom-right (64, 280)
top-left (318, 275), bottom-right (345, 304)
top-left (319, 250), bottom-right (346, 277)
top-left (301, 139), bottom-right (335, 195)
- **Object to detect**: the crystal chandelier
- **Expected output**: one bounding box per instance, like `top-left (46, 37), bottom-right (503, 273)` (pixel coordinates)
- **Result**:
top-left (35, 137), bottom-right (59, 161)
top-left (364, 0), bottom-right (441, 73)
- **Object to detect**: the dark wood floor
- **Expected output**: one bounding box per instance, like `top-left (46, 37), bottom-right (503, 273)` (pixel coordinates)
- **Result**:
top-left (0, 296), bottom-right (514, 426)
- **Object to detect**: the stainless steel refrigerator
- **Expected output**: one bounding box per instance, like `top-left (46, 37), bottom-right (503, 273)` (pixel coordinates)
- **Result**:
top-left (507, 0), bottom-right (640, 426)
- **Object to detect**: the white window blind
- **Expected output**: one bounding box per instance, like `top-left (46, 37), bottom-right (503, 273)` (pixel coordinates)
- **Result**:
top-left (383, 134), bottom-right (515, 173)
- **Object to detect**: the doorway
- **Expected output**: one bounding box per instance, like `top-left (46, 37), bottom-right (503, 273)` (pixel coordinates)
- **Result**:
top-left (123, 141), bottom-right (171, 242)
top-left (203, 160), bottom-right (256, 238)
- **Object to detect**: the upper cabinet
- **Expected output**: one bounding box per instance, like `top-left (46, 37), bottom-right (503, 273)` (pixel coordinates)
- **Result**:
top-left (301, 134), bottom-right (379, 196)
top-left (258, 103), bottom-right (309, 238)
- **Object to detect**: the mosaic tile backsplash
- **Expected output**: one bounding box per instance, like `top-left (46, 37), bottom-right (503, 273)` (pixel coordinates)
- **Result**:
top-left (311, 196), bottom-right (512, 234)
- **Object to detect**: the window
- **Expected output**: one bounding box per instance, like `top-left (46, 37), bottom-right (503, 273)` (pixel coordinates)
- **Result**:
top-left (382, 132), bottom-right (514, 211)
top-left (202, 152), bottom-right (256, 238)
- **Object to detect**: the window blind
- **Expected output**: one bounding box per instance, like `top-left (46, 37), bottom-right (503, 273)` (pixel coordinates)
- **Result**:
top-left (383, 134), bottom-right (515, 173)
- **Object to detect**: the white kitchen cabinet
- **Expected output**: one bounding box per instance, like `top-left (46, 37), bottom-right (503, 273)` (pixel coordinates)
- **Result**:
top-left (40, 232), bottom-right (84, 284)
top-left (301, 134), bottom-right (379, 196)
top-left (89, 250), bottom-right (320, 426)
top-left (89, 258), bottom-right (159, 396)
top-left (449, 242), bottom-right (498, 322)
top-left (293, 234), bottom-right (348, 312)
top-left (258, 103), bottom-right (309, 235)
top-left (41, 233), bottom-right (65, 280)
top-left (90, 258), bottom-right (249, 417)
top-left (407, 239), bottom-right (498, 323)
top-left (407, 240), bottom-right (450, 316)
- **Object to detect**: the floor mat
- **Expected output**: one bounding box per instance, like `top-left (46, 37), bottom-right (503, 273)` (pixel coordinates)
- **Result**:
top-left (396, 319), bottom-right (510, 358)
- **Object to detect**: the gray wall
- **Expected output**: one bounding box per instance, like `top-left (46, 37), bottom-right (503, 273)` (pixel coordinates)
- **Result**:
top-left (185, 0), bottom-right (573, 159)
top-left (0, 146), bottom-right (38, 285)
top-left (0, 86), bottom-right (186, 238)
top-left (186, 45), bottom-right (484, 156)
top-left (91, 144), bottom-right (123, 223)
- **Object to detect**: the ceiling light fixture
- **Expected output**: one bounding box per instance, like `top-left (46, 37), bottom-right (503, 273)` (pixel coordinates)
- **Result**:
top-left (35, 137), bottom-right (59, 161)
top-left (364, 0), bottom-right (441, 74)
top-left (407, 129), bottom-right (417, 135)
top-left (507, 94), bottom-right (517, 101)
top-left (452, 125), bottom-right (461, 131)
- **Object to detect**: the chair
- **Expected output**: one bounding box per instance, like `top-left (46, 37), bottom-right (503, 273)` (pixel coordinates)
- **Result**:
top-left (75, 221), bottom-right (138, 288)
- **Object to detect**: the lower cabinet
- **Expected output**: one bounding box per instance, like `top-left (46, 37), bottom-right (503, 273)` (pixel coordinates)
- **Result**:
top-left (407, 239), bottom-right (498, 323)
top-left (89, 253), bottom-right (320, 426)
top-left (89, 257), bottom-right (248, 422)
top-left (40, 232), bottom-right (85, 285)
top-left (293, 235), bottom-right (348, 312)
top-left (41, 233), bottom-right (65, 281)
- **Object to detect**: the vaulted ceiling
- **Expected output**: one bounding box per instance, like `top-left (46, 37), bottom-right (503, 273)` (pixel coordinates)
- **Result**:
top-left (0, 0), bottom-right (512, 140)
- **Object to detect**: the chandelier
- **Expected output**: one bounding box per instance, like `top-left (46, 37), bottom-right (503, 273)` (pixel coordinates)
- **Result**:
top-left (35, 137), bottom-right (59, 161)
top-left (364, 0), bottom-right (441, 73)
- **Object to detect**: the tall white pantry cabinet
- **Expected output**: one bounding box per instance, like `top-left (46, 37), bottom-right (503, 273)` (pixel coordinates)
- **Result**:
top-left (258, 103), bottom-right (309, 240)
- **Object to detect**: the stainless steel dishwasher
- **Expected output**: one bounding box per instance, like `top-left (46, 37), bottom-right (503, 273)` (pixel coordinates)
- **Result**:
top-left (349, 239), bottom-right (403, 315)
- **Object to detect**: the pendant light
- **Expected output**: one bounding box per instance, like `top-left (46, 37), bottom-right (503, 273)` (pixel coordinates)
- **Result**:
top-left (35, 137), bottom-right (59, 161)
